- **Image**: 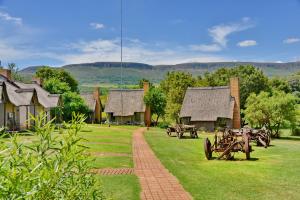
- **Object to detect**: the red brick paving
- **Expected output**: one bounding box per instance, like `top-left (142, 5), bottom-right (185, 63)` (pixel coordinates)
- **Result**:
top-left (133, 128), bottom-right (192, 200)
top-left (91, 168), bottom-right (134, 175)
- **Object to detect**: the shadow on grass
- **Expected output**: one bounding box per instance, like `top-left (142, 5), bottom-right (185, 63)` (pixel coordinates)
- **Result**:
top-left (166, 134), bottom-right (199, 140)
top-left (210, 156), bottom-right (259, 161)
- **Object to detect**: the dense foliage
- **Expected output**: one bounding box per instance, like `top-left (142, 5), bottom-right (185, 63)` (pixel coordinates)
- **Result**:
top-left (0, 113), bottom-right (105, 199)
top-left (43, 78), bottom-right (71, 94)
top-left (160, 71), bottom-right (196, 122)
top-left (200, 65), bottom-right (270, 109)
top-left (35, 67), bottom-right (89, 121)
top-left (61, 92), bottom-right (90, 121)
top-left (144, 87), bottom-right (167, 123)
top-left (36, 67), bottom-right (78, 93)
top-left (243, 90), bottom-right (297, 137)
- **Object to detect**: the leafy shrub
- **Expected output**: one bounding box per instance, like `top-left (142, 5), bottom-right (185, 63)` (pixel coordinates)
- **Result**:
top-left (157, 121), bottom-right (170, 129)
top-left (0, 113), bottom-right (105, 199)
top-left (292, 126), bottom-right (300, 136)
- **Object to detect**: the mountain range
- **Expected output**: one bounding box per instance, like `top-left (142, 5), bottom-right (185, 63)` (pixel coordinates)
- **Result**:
top-left (20, 61), bottom-right (300, 86)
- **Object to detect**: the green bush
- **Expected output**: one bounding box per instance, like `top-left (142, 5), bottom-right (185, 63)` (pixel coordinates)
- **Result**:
top-left (0, 113), bottom-right (105, 199)
top-left (157, 121), bottom-right (170, 129)
top-left (292, 126), bottom-right (300, 136)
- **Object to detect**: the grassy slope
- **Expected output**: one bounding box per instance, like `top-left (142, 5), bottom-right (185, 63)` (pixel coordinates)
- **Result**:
top-left (1, 125), bottom-right (141, 200)
top-left (145, 128), bottom-right (300, 200)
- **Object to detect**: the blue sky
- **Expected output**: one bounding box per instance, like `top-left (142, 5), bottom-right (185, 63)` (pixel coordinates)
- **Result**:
top-left (0, 0), bottom-right (300, 68)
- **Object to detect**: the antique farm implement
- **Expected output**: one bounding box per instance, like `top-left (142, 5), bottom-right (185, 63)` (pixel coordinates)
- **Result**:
top-left (204, 129), bottom-right (252, 160)
top-left (243, 127), bottom-right (271, 148)
top-left (166, 124), bottom-right (198, 139)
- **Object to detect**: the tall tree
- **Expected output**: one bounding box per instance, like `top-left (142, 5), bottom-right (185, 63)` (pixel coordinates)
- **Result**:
top-left (243, 90), bottom-right (297, 137)
top-left (144, 87), bottom-right (166, 123)
top-left (7, 63), bottom-right (23, 81)
top-left (36, 67), bottom-right (78, 92)
top-left (201, 65), bottom-right (270, 109)
top-left (269, 77), bottom-right (292, 93)
top-left (160, 71), bottom-right (196, 122)
top-left (43, 78), bottom-right (71, 94)
top-left (61, 92), bottom-right (89, 121)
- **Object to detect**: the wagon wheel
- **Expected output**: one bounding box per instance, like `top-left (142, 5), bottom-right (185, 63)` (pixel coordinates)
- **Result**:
top-left (166, 128), bottom-right (172, 136)
top-left (176, 130), bottom-right (182, 139)
top-left (192, 129), bottom-right (199, 138)
top-left (190, 131), bottom-right (195, 138)
top-left (266, 134), bottom-right (271, 146)
top-left (176, 125), bottom-right (182, 139)
top-left (204, 138), bottom-right (212, 160)
top-left (243, 134), bottom-right (251, 160)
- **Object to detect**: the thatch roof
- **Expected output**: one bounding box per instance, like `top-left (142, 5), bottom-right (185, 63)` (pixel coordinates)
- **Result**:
top-left (180, 86), bottom-right (235, 121)
top-left (14, 82), bottom-right (60, 108)
top-left (80, 93), bottom-right (96, 111)
top-left (104, 89), bottom-right (145, 116)
top-left (4, 82), bottom-right (34, 106)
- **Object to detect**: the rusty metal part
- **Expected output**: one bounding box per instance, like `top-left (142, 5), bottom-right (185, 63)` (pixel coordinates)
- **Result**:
top-left (204, 128), bottom-right (252, 160)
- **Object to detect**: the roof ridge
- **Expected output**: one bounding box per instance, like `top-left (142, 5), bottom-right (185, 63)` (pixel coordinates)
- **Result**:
top-left (110, 89), bottom-right (144, 91)
top-left (187, 86), bottom-right (229, 90)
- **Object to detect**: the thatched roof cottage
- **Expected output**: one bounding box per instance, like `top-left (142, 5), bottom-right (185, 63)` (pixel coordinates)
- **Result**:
top-left (179, 78), bottom-right (241, 131)
top-left (0, 69), bottom-right (60, 131)
top-left (104, 82), bottom-right (151, 126)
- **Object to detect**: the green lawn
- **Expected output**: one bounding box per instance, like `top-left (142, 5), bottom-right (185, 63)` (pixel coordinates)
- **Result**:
top-left (145, 128), bottom-right (300, 200)
top-left (80, 125), bottom-right (141, 199)
top-left (1, 124), bottom-right (141, 200)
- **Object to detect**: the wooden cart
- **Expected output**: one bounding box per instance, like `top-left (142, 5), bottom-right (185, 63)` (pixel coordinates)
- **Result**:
top-left (204, 129), bottom-right (252, 160)
top-left (166, 124), bottom-right (198, 139)
top-left (242, 127), bottom-right (271, 148)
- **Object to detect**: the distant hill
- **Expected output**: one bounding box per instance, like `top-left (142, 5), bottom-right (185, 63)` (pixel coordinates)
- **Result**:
top-left (20, 61), bottom-right (300, 86)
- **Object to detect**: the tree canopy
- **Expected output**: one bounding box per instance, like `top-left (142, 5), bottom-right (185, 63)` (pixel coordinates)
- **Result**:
top-left (36, 67), bottom-right (78, 92)
top-left (200, 65), bottom-right (270, 109)
top-left (144, 87), bottom-right (167, 123)
top-left (160, 71), bottom-right (196, 122)
top-left (243, 90), bottom-right (297, 137)
top-left (61, 92), bottom-right (90, 121)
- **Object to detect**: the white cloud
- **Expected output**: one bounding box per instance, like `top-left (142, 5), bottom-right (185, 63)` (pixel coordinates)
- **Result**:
top-left (190, 18), bottom-right (255, 53)
top-left (189, 44), bottom-right (222, 52)
top-left (56, 38), bottom-right (228, 65)
top-left (283, 37), bottom-right (300, 44)
top-left (209, 17), bottom-right (254, 47)
top-left (0, 11), bottom-right (22, 25)
top-left (237, 40), bottom-right (257, 47)
top-left (90, 22), bottom-right (105, 30)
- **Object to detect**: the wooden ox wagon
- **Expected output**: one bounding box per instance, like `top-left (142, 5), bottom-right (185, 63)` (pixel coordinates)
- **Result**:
top-left (204, 129), bottom-right (252, 160)
top-left (166, 124), bottom-right (198, 139)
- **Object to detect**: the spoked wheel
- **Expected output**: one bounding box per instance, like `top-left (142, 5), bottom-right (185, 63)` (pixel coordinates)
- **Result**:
top-left (243, 134), bottom-right (251, 160)
top-left (176, 126), bottom-right (182, 139)
top-left (176, 131), bottom-right (182, 139)
top-left (225, 153), bottom-right (234, 160)
top-left (204, 138), bottom-right (212, 160)
top-left (266, 134), bottom-right (271, 146)
top-left (190, 131), bottom-right (195, 138)
top-left (166, 128), bottom-right (172, 136)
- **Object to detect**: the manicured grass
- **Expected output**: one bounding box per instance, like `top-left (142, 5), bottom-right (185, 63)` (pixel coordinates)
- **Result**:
top-left (98, 175), bottom-right (140, 200)
top-left (1, 124), bottom-right (141, 200)
top-left (81, 125), bottom-right (140, 200)
top-left (145, 128), bottom-right (300, 200)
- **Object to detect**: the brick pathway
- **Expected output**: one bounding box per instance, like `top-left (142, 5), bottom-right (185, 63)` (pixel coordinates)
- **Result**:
top-left (91, 168), bottom-right (134, 175)
top-left (133, 128), bottom-right (192, 200)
